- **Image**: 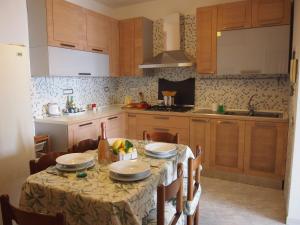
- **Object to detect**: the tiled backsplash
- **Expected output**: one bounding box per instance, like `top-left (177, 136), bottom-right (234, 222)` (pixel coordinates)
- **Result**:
top-left (30, 15), bottom-right (290, 117)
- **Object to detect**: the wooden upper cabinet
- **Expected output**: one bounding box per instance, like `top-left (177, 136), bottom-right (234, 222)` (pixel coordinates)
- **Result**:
top-left (244, 121), bottom-right (288, 178)
top-left (119, 17), bottom-right (153, 76)
top-left (119, 19), bottom-right (135, 76)
top-left (210, 119), bottom-right (245, 173)
top-left (190, 117), bottom-right (211, 169)
top-left (47, 0), bottom-right (86, 50)
top-left (252, 0), bottom-right (291, 27)
top-left (85, 10), bottom-right (110, 54)
top-left (109, 19), bottom-right (120, 76)
top-left (217, 1), bottom-right (251, 31)
top-left (196, 6), bottom-right (217, 74)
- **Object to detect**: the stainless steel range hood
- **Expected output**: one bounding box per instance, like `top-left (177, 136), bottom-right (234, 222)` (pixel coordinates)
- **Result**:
top-left (139, 13), bottom-right (195, 69)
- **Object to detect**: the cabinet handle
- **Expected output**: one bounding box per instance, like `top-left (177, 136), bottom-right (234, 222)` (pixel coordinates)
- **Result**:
top-left (92, 48), bottom-right (104, 52)
top-left (108, 116), bottom-right (118, 121)
top-left (128, 114), bottom-right (136, 118)
top-left (153, 128), bottom-right (170, 132)
top-left (192, 119), bottom-right (209, 123)
top-left (255, 122), bottom-right (276, 128)
top-left (218, 120), bottom-right (236, 125)
top-left (153, 116), bottom-right (170, 120)
top-left (222, 25), bottom-right (245, 30)
top-left (79, 122), bottom-right (93, 127)
top-left (60, 43), bottom-right (76, 48)
top-left (78, 73), bottom-right (92, 76)
top-left (259, 20), bottom-right (281, 26)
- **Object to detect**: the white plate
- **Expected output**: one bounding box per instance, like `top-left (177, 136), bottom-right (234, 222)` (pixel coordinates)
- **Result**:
top-left (109, 160), bottom-right (150, 176)
top-left (109, 170), bottom-right (151, 182)
top-left (144, 150), bottom-right (177, 159)
top-left (145, 142), bottom-right (177, 155)
top-left (56, 153), bottom-right (94, 166)
top-left (56, 160), bottom-right (95, 172)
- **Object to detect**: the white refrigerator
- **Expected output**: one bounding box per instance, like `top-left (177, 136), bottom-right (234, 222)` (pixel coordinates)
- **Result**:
top-left (0, 44), bottom-right (34, 213)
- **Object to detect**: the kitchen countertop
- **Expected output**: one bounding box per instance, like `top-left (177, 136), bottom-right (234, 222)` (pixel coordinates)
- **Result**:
top-left (34, 105), bottom-right (289, 125)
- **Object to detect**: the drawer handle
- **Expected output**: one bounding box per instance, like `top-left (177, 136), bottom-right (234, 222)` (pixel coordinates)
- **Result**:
top-left (92, 48), bottom-right (104, 52)
top-left (153, 128), bottom-right (170, 132)
top-left (108, 116), bottom-right (118, 121)
top-left (128, 114), bottom-right (136, 118)
top-left (192, 119), bottom-right (209, 123)
top-left (255, 123), bottom-right (276, 128)
top-left (78, 73), bottom-right (92, 76)
top-left (153, 116), bottom-right (170, 120)
top-left (222, 25), bottom-right (245, 30)
top-left (79, 122), bottom-right (93, 127)
top-left (60, 43), bottom-right (75, 48)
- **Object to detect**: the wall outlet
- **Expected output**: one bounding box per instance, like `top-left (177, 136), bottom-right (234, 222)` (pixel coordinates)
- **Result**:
top-left (63, 89), bottom-right (73, 95)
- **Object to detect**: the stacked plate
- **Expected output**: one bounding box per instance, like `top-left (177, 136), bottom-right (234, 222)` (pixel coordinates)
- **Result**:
top-left (55, 153), bottom-right (95, 172)
top-left (144, 142), bottom-right (178, 158)
top-left (109, 160), bottom-right (151, 182)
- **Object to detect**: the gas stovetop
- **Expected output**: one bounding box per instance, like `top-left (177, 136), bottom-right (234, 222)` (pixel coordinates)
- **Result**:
top-left (147, 105), bottom-right (194, 112)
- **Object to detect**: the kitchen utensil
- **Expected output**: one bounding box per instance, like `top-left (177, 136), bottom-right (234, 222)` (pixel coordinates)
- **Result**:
top-left (109, 160), bottom-right (150, 176)
top-left (56, 153), bottom-right (94, 167)
top-left (47, 103), bottom-right (60, 116)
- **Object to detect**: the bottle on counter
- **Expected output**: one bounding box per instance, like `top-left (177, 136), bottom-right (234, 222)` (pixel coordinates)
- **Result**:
top-left (98, 122), bottom-right (109, 163)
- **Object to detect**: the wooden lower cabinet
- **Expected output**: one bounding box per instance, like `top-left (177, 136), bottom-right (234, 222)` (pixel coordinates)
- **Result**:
top-left (101, 113), bottom-right (125, 138)
top-left (127, 113), bottom-right (137, 139)
top-left (190, 117), bottom-right (211, 168)
top-left (210, 119), bottom-right (245, 173)
top-left (244, 121), bottom-right (288, 178)
top-left (72, 119), bottom-right (100, 145)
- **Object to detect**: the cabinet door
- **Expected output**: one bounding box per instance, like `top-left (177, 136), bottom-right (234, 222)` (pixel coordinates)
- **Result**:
top-left (210, 119), bottom-right (245, 173)
top-left (73, 120), bottom-right (100, 145)
top-left (86, 10), bottom-right (109, 54)
top-left (119, 19), bottom-right (135, 76)
top-left (133, 18), bottom-right (144, 76)
top-left (101, 114), bottom-right (125, 138)
top-left (217, 1), bottom-right (251, 31)
top-left (190, 118), bottom-right (211, 168)
top-left (252, 0), bottom-right (291, 27)
top-left (196, 6), bottom-right (217, 74)
top-left (127, 113), bottom-right (137, 139)
top-left (109, 19), bottom-right (120, 76)
top-left (47, 0), bottom-right (86, 50)
top-left (244, 121), bottom-right (288, 178)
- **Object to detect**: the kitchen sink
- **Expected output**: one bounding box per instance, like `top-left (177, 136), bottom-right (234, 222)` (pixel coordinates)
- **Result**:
top-left (224, 111), bottom-right (283, 118)
top-left (194, 109), bottom-right (283, 118)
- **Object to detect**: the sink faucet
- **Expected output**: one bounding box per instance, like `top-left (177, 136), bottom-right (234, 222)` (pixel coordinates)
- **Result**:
top-left (248, 94), bottom-right (257, 116)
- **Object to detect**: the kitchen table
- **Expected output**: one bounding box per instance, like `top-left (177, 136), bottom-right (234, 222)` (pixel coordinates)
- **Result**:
top-left (19, 140), bottom-right (194, 225)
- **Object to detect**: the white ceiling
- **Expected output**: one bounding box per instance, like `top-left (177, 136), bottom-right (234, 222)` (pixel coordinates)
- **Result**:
top-left (94, 0), bottom-right (155, 8)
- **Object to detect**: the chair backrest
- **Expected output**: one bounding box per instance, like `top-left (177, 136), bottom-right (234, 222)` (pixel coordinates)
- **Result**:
top-left (187, 145), bottom-right (203, 225)
top-left (143, 131), bottom-right (179, 144)
top-left (71, 138), bottom-right (100, 153)
top-left (157, 163), bottom-right (183, 225)
top-left (0, 195), bottom-right (65, 225)
top-left (29, 152), bottom-right (65, 175)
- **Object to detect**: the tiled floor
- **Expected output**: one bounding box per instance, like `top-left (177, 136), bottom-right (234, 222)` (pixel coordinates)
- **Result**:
top-left (200, 177), bottom-right (286, 225)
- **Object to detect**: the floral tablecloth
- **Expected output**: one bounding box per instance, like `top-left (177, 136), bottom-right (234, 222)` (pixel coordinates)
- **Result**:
top-left (19, 140), bottom-right (194, 225)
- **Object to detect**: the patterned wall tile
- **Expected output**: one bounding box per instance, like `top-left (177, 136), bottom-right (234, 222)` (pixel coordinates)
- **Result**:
top-left (31, 14), bottom-right (290, 117)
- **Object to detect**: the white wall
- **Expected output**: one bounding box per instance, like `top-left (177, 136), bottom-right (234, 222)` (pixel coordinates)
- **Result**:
top-left (112, 0), bottom-right (238, 20)
top-left (0, 0), bottom-right (29, 45)
top-left (67, 0), bottom-right (113, 16)
top-left (286, 1), bottom-right (300, 224)
top-left (0, 1), bottom-right (34, 225)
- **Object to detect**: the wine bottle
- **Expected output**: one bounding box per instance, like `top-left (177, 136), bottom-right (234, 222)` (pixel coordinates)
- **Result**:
top-left (98, 122), bottom-right (109, 163)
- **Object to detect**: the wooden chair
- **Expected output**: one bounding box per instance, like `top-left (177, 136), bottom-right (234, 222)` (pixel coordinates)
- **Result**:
top-left (71, 137), bottom-right (100, 153)
top-left (29, 152), bottom-right (65, 175)
top-left (144, 163), bottom-right (184, 225)
top-left (143, 131), bottom-right (179, 144)
top-left (0, 195), bottom-right (65, 225)
top-left (186, 145), bottom-right (203, 225)
top-left (34, 135), bottom-right (51, 153)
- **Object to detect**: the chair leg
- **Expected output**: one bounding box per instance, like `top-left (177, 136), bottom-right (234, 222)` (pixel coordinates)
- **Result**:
top-left (194, 204), bottom-right (200, 225)
top-left (187, 215), bottom-right (193, 225)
